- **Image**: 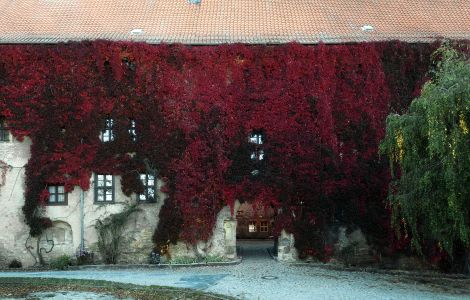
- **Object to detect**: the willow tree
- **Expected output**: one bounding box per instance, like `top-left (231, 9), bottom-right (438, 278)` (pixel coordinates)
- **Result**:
top-left (380, 45), bottom-right (470, 270)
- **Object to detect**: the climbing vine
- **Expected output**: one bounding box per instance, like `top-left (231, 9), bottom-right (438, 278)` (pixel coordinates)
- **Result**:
top-left (0, 41), bottom-right (435, 258)
top-left (0, 160), bottom-right (10, 189)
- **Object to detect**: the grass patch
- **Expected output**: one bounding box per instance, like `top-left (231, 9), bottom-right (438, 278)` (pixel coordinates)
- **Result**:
top-left (0, 277), bottom-right (234, 299)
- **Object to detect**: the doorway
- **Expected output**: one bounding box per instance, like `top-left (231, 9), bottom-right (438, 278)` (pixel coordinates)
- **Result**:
top-left (235, 202), bottom-right (275, 259)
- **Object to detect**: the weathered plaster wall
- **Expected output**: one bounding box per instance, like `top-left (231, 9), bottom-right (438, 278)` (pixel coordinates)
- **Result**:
top-left (40, 175), bottom-right (166, 265)
top-left (0, 136), bottom-right (35, 267)
top-left (0, 137), bottom-right (237, 267)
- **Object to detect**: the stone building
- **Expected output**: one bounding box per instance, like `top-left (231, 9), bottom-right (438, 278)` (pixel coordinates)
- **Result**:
top-left (1, 0), bottom-right (470, 267)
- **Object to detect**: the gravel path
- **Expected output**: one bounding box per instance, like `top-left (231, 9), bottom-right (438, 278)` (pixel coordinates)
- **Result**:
top-left (1, 240), bottom-right (469, 300)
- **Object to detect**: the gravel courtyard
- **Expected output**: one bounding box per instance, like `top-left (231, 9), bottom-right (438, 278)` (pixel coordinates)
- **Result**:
top-left (1, 240), bottom-right (469, 300)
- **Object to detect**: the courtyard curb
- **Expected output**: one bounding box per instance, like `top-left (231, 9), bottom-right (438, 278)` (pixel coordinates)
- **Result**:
top-left (0, 257), bottom-right (242, 272)
top-left (289, 261), bottom-right (469, 280)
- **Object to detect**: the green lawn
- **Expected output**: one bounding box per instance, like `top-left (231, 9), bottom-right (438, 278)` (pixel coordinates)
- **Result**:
top-left (0, 277), bottom-right (234, 300)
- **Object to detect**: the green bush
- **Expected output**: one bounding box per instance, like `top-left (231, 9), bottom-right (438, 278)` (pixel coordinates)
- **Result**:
top-left (49, 255), bottom-right (73, 270)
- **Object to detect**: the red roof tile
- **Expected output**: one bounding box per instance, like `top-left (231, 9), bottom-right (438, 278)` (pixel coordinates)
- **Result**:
top-left (1, 0), bottom-right (469, 44)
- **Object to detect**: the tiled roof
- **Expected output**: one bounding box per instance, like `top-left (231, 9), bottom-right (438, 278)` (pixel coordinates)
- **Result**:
top-left (1, 0), bottom-right (469, 44)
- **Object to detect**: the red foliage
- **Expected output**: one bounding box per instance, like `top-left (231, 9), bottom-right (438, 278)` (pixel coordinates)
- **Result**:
top-left (0, 41), bottom-right (433, 255)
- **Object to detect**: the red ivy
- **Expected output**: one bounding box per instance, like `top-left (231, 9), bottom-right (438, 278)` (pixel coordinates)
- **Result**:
top-left (0, 41), bottom-right (433, 256)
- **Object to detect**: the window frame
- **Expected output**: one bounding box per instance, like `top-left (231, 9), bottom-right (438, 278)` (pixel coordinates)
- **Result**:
top-left (0, 117), bottom-right (10, 142)
top-left (100, 118), bottom-right (114, 142)
top-left (260, 221), bottom-right (269, 233)
top-left (46, 185), bottom-right (68, 206)
top-left (249, 131), bottom-right (265, 176)
top-left (94, 174), bottom-right (115, 204)
top-left (138, 172), bottom-right (157, 203)
top-left (248, 221), bottom-right (257, 233)
top-left (128, 119), bottom-right (137, 142)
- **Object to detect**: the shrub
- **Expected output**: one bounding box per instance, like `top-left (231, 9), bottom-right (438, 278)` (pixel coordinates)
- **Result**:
top-left (49, 255), bottom-right (73, 270)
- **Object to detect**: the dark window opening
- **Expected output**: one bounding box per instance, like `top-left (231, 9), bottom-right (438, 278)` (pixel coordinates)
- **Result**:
top-left (129, 119), bottom-right (137, 142)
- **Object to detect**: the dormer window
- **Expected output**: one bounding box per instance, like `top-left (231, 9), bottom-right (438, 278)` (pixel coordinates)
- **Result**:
top-left (101, 118), bottom-right (114, 142)
top-left (0, 117), bottom-right (10, 142)
top-left (129, 119), bottom-right (136, 142)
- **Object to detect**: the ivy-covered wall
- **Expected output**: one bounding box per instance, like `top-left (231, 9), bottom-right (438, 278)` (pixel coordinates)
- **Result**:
top-left (0, 41), bottom-right (434, 258)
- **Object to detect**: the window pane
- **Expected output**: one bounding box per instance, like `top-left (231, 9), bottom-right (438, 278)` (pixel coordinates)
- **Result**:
top-left (48, 186), bottom-right (55, 193)
top-left (49, 194), bottom-right (56, 203)
top-left (140, 174), bottom-right (146, 181)
top-left (57, 186), bottom-right (64, 193)
top-left (97, 189), bottom-right (104, 201)
top-left (58, 194), bottom-right (65, 203)
top-left (139, 194), bottom-right (146, 201)
top-left (148, 178), bottom-right (154, 186)
top-left (259, 150), bottom-right (265, 160)
top-left (105, 188), bottom-right (113, 201)
top-left (148, 174), bottom-right (155, 181)
top-left (148, 187), bottom-right (155, 197)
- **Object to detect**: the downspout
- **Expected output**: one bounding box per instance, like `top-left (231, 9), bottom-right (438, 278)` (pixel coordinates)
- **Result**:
top-left (79, 136), bottom-right (85, 252)
top-left (79, 187), bottom-right (85, 252)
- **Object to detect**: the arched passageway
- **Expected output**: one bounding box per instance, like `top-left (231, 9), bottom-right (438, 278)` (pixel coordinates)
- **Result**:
top-left (235, 202), bottom-right (275, 259)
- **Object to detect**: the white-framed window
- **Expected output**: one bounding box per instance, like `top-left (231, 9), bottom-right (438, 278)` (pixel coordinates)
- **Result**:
top-left (139, 172), bottom-right (157, 202)
top-left (94, 174), bottom-right (115, 203)
top-left (47, 185), bottom-right (67, 205)
top-left (100, 118), bottom-right (114, 142)
top-left (129, 119), bottom-right (137, 142)
top-left (0, 117), bottom-right (10, 142)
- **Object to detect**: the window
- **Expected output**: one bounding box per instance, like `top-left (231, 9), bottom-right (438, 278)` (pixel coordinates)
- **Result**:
top-left (248, 222), bottom-right (257, 233)
top-left (0, 117), bottom-right (9, 142)
top-left (139, 172), bottom-right (157, 202)
top-left (249, 133), bottom-right (263, 145)
top-left (250, 149), bottom-right (264, 161)
top-left (100, 118), bottom-right (114, 142)
top-left (249, 131), bottom-right (264, 176)
top-left (260, 221), bottom-right (268, 233)
top-left (94, 174), bottom-right (115, 203)
top-left (129, 119), bottom-right (136, 142)
top-left (47, 185), bottom-right (67, 205)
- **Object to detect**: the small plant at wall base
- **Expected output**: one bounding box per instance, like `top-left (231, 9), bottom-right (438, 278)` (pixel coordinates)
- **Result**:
top-left (49, 255), bottom-right (73, 270)
top-left (380, 45), bottom-right (470, 273)
top-left (95, 204), bottom-right (141, 264)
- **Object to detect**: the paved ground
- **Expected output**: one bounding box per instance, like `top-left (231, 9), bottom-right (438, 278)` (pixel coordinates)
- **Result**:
top-left (1, 240), bottom-right (470, 300)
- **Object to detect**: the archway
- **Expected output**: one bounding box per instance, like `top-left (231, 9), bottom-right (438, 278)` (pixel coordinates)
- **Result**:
top-left (235, 202), bottom-right (275, 259)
